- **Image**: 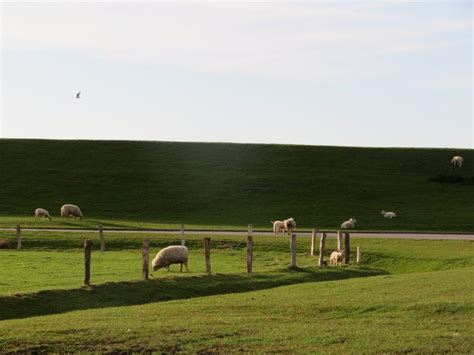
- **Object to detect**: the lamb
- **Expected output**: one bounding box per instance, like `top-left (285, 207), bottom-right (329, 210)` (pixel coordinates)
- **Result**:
top-left (271, 220), bottom-right (286, 235)
top-left (283, 217), bottom-right (296, 235)
top-left (451, 156), bottom-right (464, 167)
top-left (60, 204), bottom-right (83, 220)
top-left (152, 245), bottom-right (189, 272)
top-left (34, 208), bottom-right (52, 221)
top-left (329, 250), bottom-right (345, 266)
top-left (341, 218), bottom-right (357, 229)
top-left (381, 211), bottom-right (397, 219)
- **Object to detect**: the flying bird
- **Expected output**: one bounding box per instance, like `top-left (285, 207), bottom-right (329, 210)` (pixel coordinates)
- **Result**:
top-left (76, 92), bottom-right (81, 99)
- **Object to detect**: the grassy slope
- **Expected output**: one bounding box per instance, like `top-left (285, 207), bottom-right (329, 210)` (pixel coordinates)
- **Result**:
top-left (0, 139), bottom-right (473, 231)
top-left (0, 268), bottom-right (472, 353)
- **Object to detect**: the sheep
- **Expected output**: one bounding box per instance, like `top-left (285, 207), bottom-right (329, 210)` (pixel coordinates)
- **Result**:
top-left (381, 211), bottom-right (397, 219)
top-left (271, 220), bottom-right (286, 235)
top-left (152, 245), bottom-right (189, 272)
top-left (451, 156), bottom-right (464, 167)
top-left (284, 217), bottom-right (296, 235)
top-left (60, 204), bottom-right (83, 220)
top-left (329, 250), bottom-right (345, 266)
top-left (34, 208), bottom-right (52, 221)
top-left (341, 218), bottom-right (357, 229)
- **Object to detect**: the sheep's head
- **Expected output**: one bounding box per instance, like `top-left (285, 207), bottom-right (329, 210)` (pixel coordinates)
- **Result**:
top-left (152, 261), bottom-right (167, 271)
top-left (380, 211), bottom-right (385, 215)
top-left (350, 218), bottom-right (357, 223)
top-left (152, 258), bottom-right (165, 271)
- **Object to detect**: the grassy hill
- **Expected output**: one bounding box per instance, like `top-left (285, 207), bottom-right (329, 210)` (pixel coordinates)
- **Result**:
top-left (0, 139), bottom-right (472, 231)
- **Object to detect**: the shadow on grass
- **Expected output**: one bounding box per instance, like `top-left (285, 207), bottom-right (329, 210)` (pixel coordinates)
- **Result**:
top-left (429, 174), bottom-right (474, 186)
top-left (0, 266), bottom-right (386, 321)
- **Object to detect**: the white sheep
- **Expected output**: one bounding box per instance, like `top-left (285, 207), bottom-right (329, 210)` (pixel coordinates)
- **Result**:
top-left (381, 211), bottom-right (397, 219)
top-left (60, 204), bottom-right (83, 220)
top-left (341, 218), bottom-right (357, 229)
top-left (152, 245), bottom-right (189, 272)
top-left (271, 220), bottom-right (286, 235)
top-left (451, 156), bottom-right (464, 167)
top-left (34, 208), bottom-right (52, 221)
top-left (284, 217), bottom-right (296, 235)
top-left (329, 250), bottom-right (345, 266)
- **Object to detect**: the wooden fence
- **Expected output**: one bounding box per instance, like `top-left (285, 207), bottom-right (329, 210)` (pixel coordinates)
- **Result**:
top-left (10, 224), bottom-right (360, 286)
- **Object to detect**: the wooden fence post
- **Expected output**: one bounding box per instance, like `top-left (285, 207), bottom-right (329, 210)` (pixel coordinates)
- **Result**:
top-left (84, 239), bottom-right (92, 286)
top-left (204, 237), bottom-right (211, 274)
top-left (344, 232), bottom-right (350, 264)
top-left (142, 240), bottom-right (149, 280)
top-left (337, 230), bottom-right (343, 250)
top-left (356, 246), bottom-right (361, 263)
top-left (247, 235), bottom-right (253, 273)
top-left (99, 225), bottom-right (105, 251)
top-left (16, 224), bottom-right (21, 250)
top-left (290, 234), bottom-right (297, 268)
top-left (318, 233), bottom-right (326, 266)
top-left (180, 224), bottom-right (185, 246)
top-left (310, 228), bottom-right (317, 256)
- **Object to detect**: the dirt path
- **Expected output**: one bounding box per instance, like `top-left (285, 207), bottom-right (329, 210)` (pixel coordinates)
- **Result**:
top-left (0, 228), bottom-right (473, 240)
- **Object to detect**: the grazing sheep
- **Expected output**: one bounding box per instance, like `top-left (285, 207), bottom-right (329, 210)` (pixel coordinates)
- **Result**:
top-left (60, 204), bottom-right (83, 220)
top-left (271, 220), bottom-right (286, 235)
top-left (152, 245), bottom-right (189, 272)
top-left (451, 156), bottom-right (464, 167)
top-left (330, 250), bottom-right (345, 266)
top-left (35, 208), bottom-right (52, 221)
top-left (341, 218), bottom-right (357, 229)
top-left (381, 211), bottom-right (397, 219)
top-left (284, 217), bottom-right (296, 235)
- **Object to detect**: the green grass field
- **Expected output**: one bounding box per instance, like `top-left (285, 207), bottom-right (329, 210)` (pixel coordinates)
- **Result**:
top-left (2, 268), bottom-right (472, 353)
top-left (0, 139), bottom-right (473, 231)
top-left (0, 232), bottom-right (473, 352)
top-left (0, 139), bottom-right (473, 352)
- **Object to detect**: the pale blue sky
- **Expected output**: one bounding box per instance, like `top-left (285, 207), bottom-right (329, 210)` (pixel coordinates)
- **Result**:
top-left (1, 1), bottom-right (472, 148)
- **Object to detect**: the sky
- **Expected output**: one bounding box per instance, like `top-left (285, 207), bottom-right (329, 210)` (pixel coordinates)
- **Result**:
top-left (1, 1), bottom-right (472, 148)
